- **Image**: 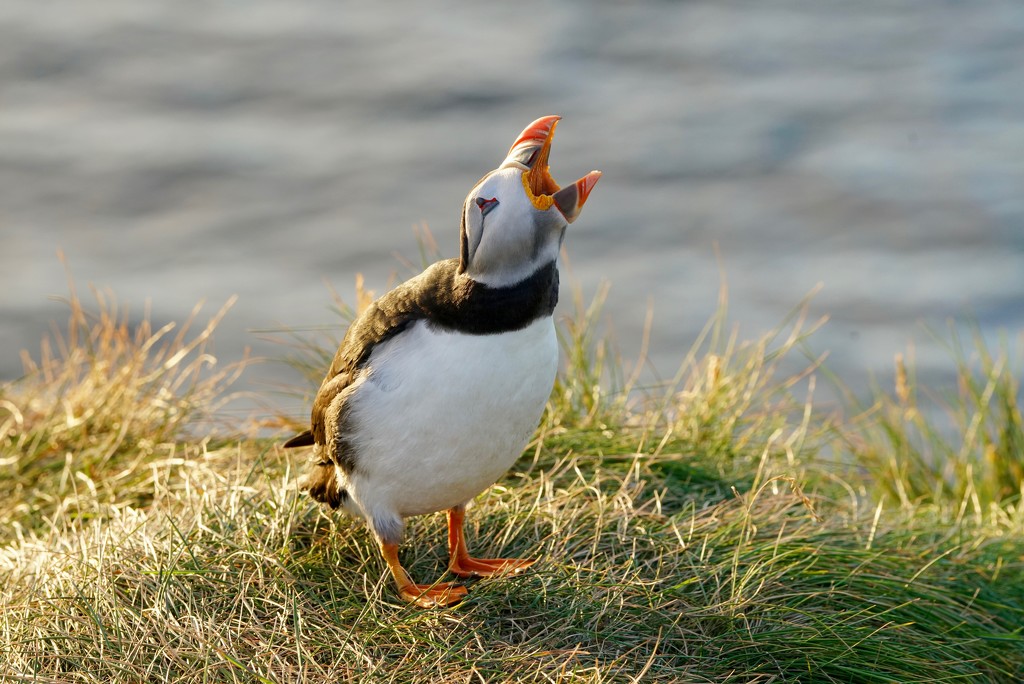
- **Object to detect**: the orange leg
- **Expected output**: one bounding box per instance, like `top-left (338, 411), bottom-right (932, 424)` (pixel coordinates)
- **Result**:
top-left (447, 505), bottom-right (537, 578)
top-left (380, 541), bottom-right (467, 608)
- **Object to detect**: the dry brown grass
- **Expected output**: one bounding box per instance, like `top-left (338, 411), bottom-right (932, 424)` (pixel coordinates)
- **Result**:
top-left (0, 267), bottom-right (245, 545)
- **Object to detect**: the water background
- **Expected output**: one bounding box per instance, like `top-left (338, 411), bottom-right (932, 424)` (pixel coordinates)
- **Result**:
top-left (2, 1), bottom-right (1022, 422)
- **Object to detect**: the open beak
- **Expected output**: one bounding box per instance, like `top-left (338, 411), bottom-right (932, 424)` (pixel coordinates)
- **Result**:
top-left (503, 115), bottom-right (602, 224)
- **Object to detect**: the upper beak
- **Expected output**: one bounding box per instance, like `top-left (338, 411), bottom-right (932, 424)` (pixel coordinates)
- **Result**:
top-left (503, 115), bottom-right (602, 224)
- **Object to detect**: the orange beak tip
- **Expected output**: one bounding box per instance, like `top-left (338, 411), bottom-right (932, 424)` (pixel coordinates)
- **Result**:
top-left (578, 170), bottom-right (602, 203)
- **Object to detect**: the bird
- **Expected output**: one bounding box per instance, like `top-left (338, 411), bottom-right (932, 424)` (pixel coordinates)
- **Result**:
top-left (283, 115), bottom-right (601, 607)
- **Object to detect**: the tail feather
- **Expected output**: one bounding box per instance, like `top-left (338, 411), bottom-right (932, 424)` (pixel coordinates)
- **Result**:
top-left (283, 430), bottom-right (315, 448)
top-left (304, 463), bottom-right (348, 509)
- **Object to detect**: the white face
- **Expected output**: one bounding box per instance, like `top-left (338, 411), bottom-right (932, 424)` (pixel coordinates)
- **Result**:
top-left (460, 167), bottom-right (567, 287)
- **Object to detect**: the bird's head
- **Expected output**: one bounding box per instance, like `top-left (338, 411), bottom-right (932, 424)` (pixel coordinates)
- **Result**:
top-left (459, 115), bottom-right (601, 286)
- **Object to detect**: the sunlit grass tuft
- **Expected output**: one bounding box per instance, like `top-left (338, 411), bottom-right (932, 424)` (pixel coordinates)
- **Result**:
top-left (839, 324), bottom-right (1024, 514)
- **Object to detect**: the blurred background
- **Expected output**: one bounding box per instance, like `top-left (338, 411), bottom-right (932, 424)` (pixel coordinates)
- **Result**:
top-left (2, 0), bottom-right (1022, 422)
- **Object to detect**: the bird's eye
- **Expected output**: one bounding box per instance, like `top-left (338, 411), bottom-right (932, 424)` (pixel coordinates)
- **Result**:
top-left (475, 197), bottom-right (499, 216)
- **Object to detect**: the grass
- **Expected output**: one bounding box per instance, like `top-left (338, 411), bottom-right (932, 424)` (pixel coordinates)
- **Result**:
top-left (837, 326), bottom-right (1024, 512)
top-left (1, 264), bottom-right (1023, 682)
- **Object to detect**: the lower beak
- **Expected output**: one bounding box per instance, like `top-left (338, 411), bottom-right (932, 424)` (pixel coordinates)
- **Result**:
top-left (553, 170), bottom-right (602, 224)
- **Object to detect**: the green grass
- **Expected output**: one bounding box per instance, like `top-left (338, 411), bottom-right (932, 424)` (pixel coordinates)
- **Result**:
top-left (2, 270), bottom-right (1023, 683)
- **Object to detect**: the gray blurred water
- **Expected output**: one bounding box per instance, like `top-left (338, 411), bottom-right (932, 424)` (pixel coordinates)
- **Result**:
top-left (2, 0), bottom-right (1022, 421)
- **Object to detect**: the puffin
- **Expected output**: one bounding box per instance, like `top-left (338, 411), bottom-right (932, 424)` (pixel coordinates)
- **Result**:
top-left (283, 115), bottom-right (601, 607)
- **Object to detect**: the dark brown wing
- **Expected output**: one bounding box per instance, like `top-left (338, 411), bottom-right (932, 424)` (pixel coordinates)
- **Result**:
top-left (282, 260), bottom-right (457, 451)
top-left (282, 256), bottom-right (558, 457)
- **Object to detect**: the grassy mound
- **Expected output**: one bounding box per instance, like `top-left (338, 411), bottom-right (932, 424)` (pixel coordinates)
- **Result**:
top-left (1, 277), bottom-right (1022, 683)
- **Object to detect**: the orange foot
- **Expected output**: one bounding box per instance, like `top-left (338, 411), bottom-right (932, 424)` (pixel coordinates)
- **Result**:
top-left (398, 581), bottom-right (468, 608)
top-left (449, 555), bottom-right (536, 578)
top-left (381, 541), bottom-right (468, 608)
top-left (447, 505), bottom-right (537, 579)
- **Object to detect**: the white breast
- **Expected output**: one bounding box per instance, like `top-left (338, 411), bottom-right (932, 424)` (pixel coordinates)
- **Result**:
top-left (343, 315), bottom-right (558, 519)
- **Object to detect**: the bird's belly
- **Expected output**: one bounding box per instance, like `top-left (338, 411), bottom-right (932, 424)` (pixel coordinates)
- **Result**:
top-left (346, 316), bottom-right (558, 518)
